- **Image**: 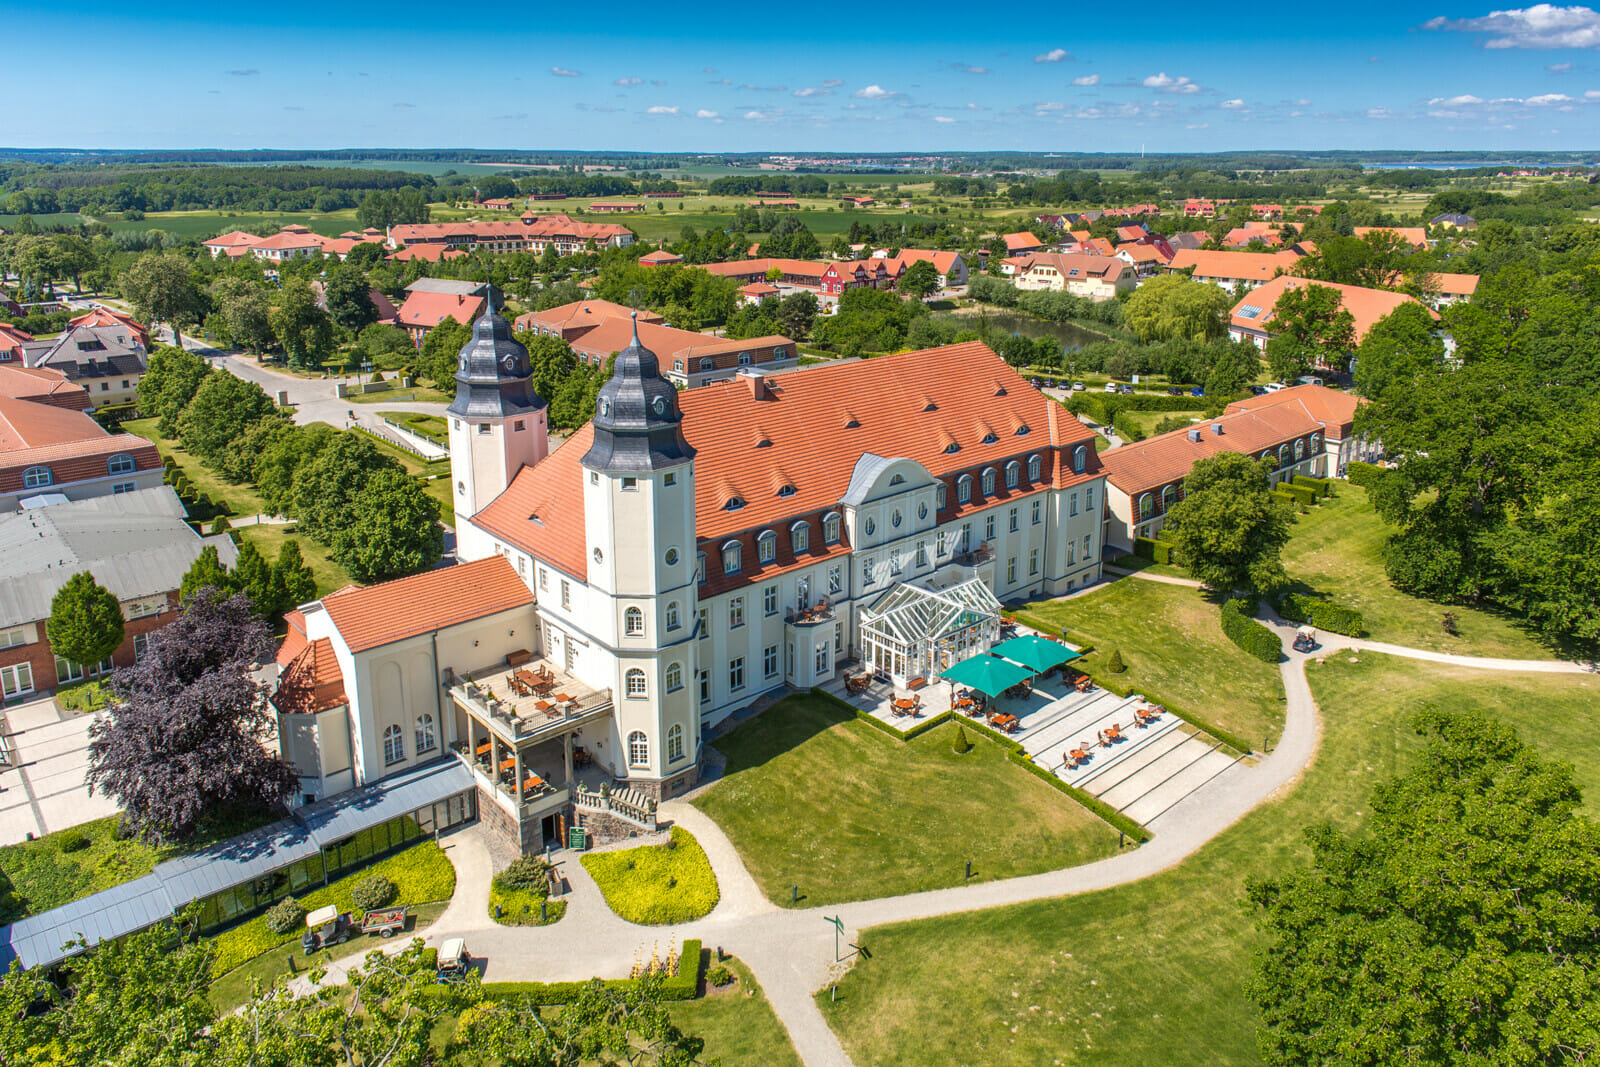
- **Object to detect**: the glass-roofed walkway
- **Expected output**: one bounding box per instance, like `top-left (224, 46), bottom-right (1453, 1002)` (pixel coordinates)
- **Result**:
top-left (858, 572), bottom-right (1004, 686)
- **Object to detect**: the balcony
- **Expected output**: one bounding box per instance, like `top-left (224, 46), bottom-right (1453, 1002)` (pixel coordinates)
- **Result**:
top-left (952, 540), bottom-right (995, 567)
top-left (785, 599), bottom-right (837, 627)
top-left (445, 659), bottom-right (612, 747)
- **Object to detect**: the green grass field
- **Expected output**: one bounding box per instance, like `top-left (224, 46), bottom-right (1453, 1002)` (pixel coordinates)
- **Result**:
top-left (672, 957), bottom-right (804, 1067)
top-left (1015, 579), bottom-right (1286, 748)
top-left (122, 417), bottom-right (268, 517)
top-left (1279, 490), bottom-right (1555, 659)
top-left (580, 827), bottom-right (720, 925)
top-left (693, 695), bottom-right (1122, 908)
top-left (818, 653), bottom-right (1600, 1065)
top-left (233, 522), bottom-right (352, 598)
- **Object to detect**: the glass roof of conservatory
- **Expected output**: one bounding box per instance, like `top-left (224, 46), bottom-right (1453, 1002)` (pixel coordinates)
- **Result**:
top-left (860, 576), bottom-right (1003, 647)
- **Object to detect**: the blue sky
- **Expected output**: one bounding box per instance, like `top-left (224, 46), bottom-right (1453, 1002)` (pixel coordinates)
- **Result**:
top-left (6, 0), bottom-right (1600, 151)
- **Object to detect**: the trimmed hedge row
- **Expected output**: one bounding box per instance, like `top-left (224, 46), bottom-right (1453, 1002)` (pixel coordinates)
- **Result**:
top-left (1220, 598), bottom-right (1283, 665)
top-left (1345, 461), bottom-right (1385, 488)
top-left (1111, 410), bottom-right (1147, 443)
top-left (1271, 489), bottom-right (1305, 515)
top-left (1133, 537), bottom-right (1179, 565)
top-left (433, 940), bottom-right (705, 1005)
top-left (1291, 474), bottom-right (1334, 498)
top-left (1276, 593), bottom-right (1364, 638)
top-left (1278, 482), bottom-right (1318, 508)
top-left (1082, 672), bottom-right (1256, 757)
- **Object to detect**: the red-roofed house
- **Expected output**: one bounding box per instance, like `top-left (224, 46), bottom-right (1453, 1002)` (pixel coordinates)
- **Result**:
top-left (638, 249), bottom-right (683, 267)
top-left (1003, 232), bottom-right (1043, 255)
top-left (737, 282), bottom-right (780, 306)
top-left (1428, 273), bottom-right (1479, 308)
top-left (68, 307), bottom-right (150, 349)
top-left (0, 396), bottom-right (163, 509)
top-left (882, 249), bottom-right (968, 289)
top-left (0, 324), bottom-right (33, 363)
top-left (1012, 254), bottom-right (1136, 300)
top-left (1224, 383), bottom-right (1377, 475)
top-left (0, 365), bottom-right (91, 411)
top-left (1227, 276), bottom-right (1434, 351)
top-left (394, 291), bottom-right (485, 347)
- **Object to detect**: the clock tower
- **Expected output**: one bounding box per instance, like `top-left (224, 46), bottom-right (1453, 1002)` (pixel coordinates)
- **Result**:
top-left (445, 289), bottom-right (548, 530)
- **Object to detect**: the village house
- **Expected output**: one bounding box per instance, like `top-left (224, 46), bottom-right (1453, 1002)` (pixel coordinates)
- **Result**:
top-left (1011, 253), bottom-right (1136, 301)
top-left (0, 364), bottom-right (91, 411)
top-left (588, 202), bottom-right (642, 213)
top-left (1427, 273), bottom-right (1479, 308)
top-left (20, 324), bottom-right (148, 409)
top-left (1224, 383), bottom-right (1378, 476)
top-left (387, 214), bottom-right (634, 257)
top-left (1168, 249), bottom-right (1302, 290)
top-left (701, 258), bottom-right (830, 289)
top-left (1227, 275), bottom-right (1435, 351)
top-left (884, 249), bottom-right (968, 289)
top-left (0, 396), bottom-right (163, 512)
top-left (393, 280), bottom-right (487, 348)
top-left (638, 249), bottom-right (684, 267)
top-left (1003, 232), bottom-right (1044, 255)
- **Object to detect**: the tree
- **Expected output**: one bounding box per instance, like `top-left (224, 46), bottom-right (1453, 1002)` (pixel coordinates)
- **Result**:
top-left (323, 265), bottom-right (378, 335)
top-left (270, 539), bottom-right (318, 617)
top-left (230, 540), bottom-right (272, 616)
top-left (179, 544), bottom-right (234, 602)
top-left (1124, 275), bottom-right (1231, 343)
top-left (47, 572), bottom-right (125, 671)
top-left (777, 290), bottom-right (817, 340)
top-left (457, 972), bottom-right (707, 1066)
top-left (270, 276), bottom-right (335, 370)
top-left (419, 316), bottom-right (473, 387)
top-left (1291, 230), bottom-right (1413, 290)
top-left (292, 431), bottom-right (402, 541)
top-left (1352, 302), bottom-right (1445, 403)
top-left (88, 588), bottom-right (295, 842)
top-left (137, 344), bottom-right (211, 436)
top-left (1248, 708), bottom-right (1600, 1065)
top-left (209, 276), bottom-right (275, 354)
top-left (900, 259), bottom-right (941, 299)
top-left (1264, 282), bottom-right (1355, 380)
top-left (256, 422), bottom-right (336, 516)
top-left (119, 253), bottom-right (202, 348)
top-left (1163, 451), bottom-right (1291, 595)
top-left (179, 371), bottom-right (276, 462)
top-left (330, 468), bottom-right (444, 582)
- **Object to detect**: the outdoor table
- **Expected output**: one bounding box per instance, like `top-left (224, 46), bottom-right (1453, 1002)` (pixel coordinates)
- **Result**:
top-left (499, 756), bottom-right (516, 773)
top-left (553, 692), bottom-right (574, 705)
top-left (522, 775), bottom-right (545, 793)
top-left (475, 741), bottom-right (491, 758)
top-left (991, 713), bottom-right (1019, 732)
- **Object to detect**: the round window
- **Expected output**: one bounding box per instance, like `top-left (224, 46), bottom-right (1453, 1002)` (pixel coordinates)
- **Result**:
top-left (891, 510), bottom-right (902, 529)
top-left (665, 547), bottom-right (680, 566)
top-left (593, 547), bottom-right (604, 564)
top-left (598, 398), bottom-right (611, 417)
top-left (652, 396), bottom-right (667, 416)
top-left (917, 503), bottom-right (928, 520)
top-left (864, 517), bottom-right (876, 536)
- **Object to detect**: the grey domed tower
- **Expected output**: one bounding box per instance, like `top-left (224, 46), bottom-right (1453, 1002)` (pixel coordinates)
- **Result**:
top-left (581, 314), bottom-right (694, 473)
top-left (446, 288), bottom-right (549, 523)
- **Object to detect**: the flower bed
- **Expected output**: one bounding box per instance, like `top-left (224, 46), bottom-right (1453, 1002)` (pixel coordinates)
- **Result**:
top-left (580, 827), bottom-right (719, 926)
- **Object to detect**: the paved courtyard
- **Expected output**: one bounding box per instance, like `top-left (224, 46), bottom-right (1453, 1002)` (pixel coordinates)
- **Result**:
top-left (0, 699), bottom-right (118, 845)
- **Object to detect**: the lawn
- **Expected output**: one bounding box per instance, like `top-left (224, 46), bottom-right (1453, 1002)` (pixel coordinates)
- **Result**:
top-left (122, 417), bottom-right (268, 518)
top-left (1014, 578), bottom-right (1286, 749)
top-left (55, 677), bottom-right (116, 713)
top-left (347, 384), bottom-right (453, 404)
top-left (692, 695), bottom-right (1122, 908)
top-left (581, 827), bottom-right (720, 925)
top-left (1280, 490), bottom-right (1555, 659)
top-left (817, 653), bottom-right (1600, 1065)
top-left (234, 522), bottom-right (352, 597)
top-left (671, 957), bottom-right (803, 1067)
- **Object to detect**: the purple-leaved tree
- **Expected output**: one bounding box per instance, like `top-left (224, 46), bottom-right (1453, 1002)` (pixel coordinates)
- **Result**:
top-left (87, 587), bottom-right (297, 843)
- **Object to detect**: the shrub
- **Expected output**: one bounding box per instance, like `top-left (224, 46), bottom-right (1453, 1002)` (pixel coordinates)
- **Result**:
top-left (56, 830), bottom-right (89, 854)
top-left (1106, 648), bottom-right (1126, 673)
top-left (707, 964), bottom-right (735, 987)
top-left (952, 724), bottom-right (972, 754)
top-left (1111, 410), bottom-right (1147, 443)
top-left (1280, 482), bottom-right (1317, 507)
top-left (494, 856), bottom-right (551, 892)
top-left (264, 897), bottom-right (306, 935)
top-left (1292, 474), bottom-right (1333, 498)
top-left (1220, 598), bottom-right (1282, 664)
top-left (351, 873), bottom-right (396, 911)
top-left (209, 516), bottom-right (231, 535)
top-left (1345, 461), bottom-right (1384, 487)
top-left (581, 827), bottom-right (719, 925)
top-left (1132, 537), bottom-right (1178, 565)
top-left (1276, 593), bottom-right (1364, 638)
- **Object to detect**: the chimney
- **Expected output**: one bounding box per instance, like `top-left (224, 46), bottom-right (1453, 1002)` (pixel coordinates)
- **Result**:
top-left (1187, 428), bottom-right (1201, 443)
top-left (738, 366), bottom-right (771, 401)
top-left (1211, 423), bottom-right (1224, 435)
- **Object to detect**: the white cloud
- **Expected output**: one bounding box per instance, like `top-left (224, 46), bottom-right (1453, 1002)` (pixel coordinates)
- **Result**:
top-left (953, 63), bottom-right (989, 74)
top-left (646, 105), bottom-right (679, 115)
top-left (966, 101), bottom-right (990, 110)
top-left (1526, 91), bottom-right (1575, 102)
top-left (1587, 88), bottom-right (1600, 96)
top-left (793, 87), bottom-right (832, 97)
top-left (703, 67), bottom-right (717, 73)
top-left (1035, 101), bottom-right (1068, 111)
top-left (551, 67), bottom-right (581, 77)
top-left (1034, 48), bottom-right (1073, 63)
top-left (696, 109), bottom-right (719, 119)
top-left (1186, 122), bottom-right (1210, 129)
top-left (1072, 74), bottom-right (1100, 86)
top-left (1428, 94), bottom-right (1485, 104)
top-left (821, 78), bottom-right (844, 87)
top-left (1549, 60), bottom-right (1574, 69)
top-left (1143, 72), bottom-right (1200, 93)
top-left (1220, 98), bottom-right (1246, 109)
top-left (1367, 106), bottom-right (1396, 118)
top-left (1422, 4), bottom-right (1600, 49)
top-left (614, 76), bottom-right (642, 86)
top-left (934, 115), bottom-right (956, 122)
top-left (854, 84), bottom-right (897, 99)
top-left (652, 79), bottom-right (666, 86)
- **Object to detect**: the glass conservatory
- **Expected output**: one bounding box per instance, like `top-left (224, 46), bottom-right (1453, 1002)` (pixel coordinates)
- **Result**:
top-left (858, 575), bottom-right (1003, 684)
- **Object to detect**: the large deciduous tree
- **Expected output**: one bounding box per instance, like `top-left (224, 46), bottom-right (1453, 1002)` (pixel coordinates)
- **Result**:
top-left (178, 370), bottom-right (276, 463)
top-left (899, 259), bottom-right (941, 299)
top-left (418, 316), bottom-right (473, 388)
top-left (321, 264), bottom-right (378, 336)
top-left (1264, 281), bottom-right (1355, 380)
top-left (1124, 274), bottom-right (1231, 343)
top-left (47, 572), bottom-right (125, 671)
top-left (270, 276), bottom-right (334, 370)
top-left (137, 344), bottom-right (211, 437)
top-left (291, 431), bottom-right (402, 542)
top-left (119, 253), bottom-right (202, 349)
top-left (209, 276), bottom-right (275, 354)
top-left (330, 468), bottom-right (444, 583)
top-left (1162, 451), bottom-right (1291, 595)
top-left (87, 588), bottom-right (295, 842)
top-left (1249, 708), bottom-right (1600, 1065)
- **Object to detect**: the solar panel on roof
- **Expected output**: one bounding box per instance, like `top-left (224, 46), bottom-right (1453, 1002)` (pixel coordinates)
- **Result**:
top-left (1237, 305), bottom-right (1263, 319)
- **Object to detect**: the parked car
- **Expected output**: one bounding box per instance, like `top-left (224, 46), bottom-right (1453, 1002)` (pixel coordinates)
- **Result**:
top-left (1264, 381), bottom-right (1287, 392)
top-left (1103, 382), bottom-right (1119, 393)
top-left (1166, 386), bottom-right (1183, 395)
top-left (1296, 375), bottom-right (1325, 386)
top-left (1030, 377), bottom-right (1045, 388)
top-left (1249, 385), bottom-right (1267, 395)
top-left (437, 938), bottom-right (471, 982)
top-left (302, 905), bottom-right (352, 955)
top-left (1119, 384), bottom-right (1133, 394)
top-left (1072, 382), bottom-right (1085, 391)
top-left (1190, 386), bottom-right (1205, 397)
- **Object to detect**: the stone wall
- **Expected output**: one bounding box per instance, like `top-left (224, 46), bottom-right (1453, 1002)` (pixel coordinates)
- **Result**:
top-left (476, 787), bottom-right (548, 855)
top-left (575, 808), bottom-right (653, 848)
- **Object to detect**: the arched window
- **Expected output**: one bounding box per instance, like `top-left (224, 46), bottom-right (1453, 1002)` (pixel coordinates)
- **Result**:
top-left (665, 601), bottom-right (681, 631)
top-left (667, 723), bottom-right (685, 762)
top-left (757, 530), bottom-right (777, 564)
top-left (107, 454), bottom-right (135, 476)
top-left (1294, 438), bottom-right (1306, 461)
top-left (1161, 485), bottom-right (1178, 512)
top-left (738, 352), bottom-right (752, 366)
top-left (981, 468), bottom-right (996, 495)
top-left (957, 475), bottom-right (973, 503)
top-left (722, 541), bottom-right (742, 574)
top-left (1072, 446), bottom-right (1087, 474)
top-left (415, 713), bottom-right (436, 754)
top-left (937, 482), bottom-right (947, 508)
top-left (1027, 454), bottom-right (1041, 481)
top-left (1310, 432), bottom-right (1322, 453)
top-left (22, 466), bottom-right (52, 489)
top-left (674, 359), bottom-right (685, 372)
top-left (1005, 461), bottom-right (1020, 489)
top-left (823, 512), bottom-right (841, 543)
top-left (624, 607), bottom-right (644, 636)
top-left (628, 730), bottom-right (649, 767)
top-left (1138, 493), bottom-right (1154, 520)
top-left (1279, 444), bottom-right (1293, 467)
top-left (790, 521), bottom-right (809, 554)
top-left (625, 667), bottom-right (647, 697)
top-left (382, 724), bottom-right (404, 765)
top-left (665, 662), bottom-right (683, 691)
top-left (699, 357), bottom-right (714, 372)
top-left (1262, 450), bottom-right (1276, 467)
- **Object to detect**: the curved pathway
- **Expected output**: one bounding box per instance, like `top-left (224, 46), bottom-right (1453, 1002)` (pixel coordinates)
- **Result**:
top-left (296, 608), bottom-right (1591, 1065)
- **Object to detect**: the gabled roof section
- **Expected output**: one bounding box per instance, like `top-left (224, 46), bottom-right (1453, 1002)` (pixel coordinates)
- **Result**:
top-left (1098, 404), bottom-right (1324, 495)
top-left (1223, 383), bottom-right (1362, 439)
top-left (272, 637), bottom-right (348, 715)
top-left (319, 555), bottom-right (533, 653)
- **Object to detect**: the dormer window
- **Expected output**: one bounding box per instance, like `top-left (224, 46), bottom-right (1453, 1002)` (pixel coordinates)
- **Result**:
top-left (791, 521), bottom-right (810, 553)
top-left (1072, 445), bottom-right (1087, 474)
top-left (1005, 461), bottom-right (1020, 489)
top-left (1015, 424), bottom-right (1029, 435)
top-left (758, 531), bottom-right (777, 564)
top-left (823, 512), bottom-right (841, 543)
top-left (1027, 454), bottom-right (1041, 481)
top-left (982, 432), bottom-right (998, 445)
top-left (777, 484), bottom-right (796, 497)
top-left (981, 468), bottom-right (996, 495)
top-left (722, 542), bottom-right (742, 574)
top-left (889, 474), bottom-right (905, 485)
top-left (944, 441), bottom-right (960, 454)
top-left (107, 454), bottom-right (135, 476)
top-left (725, 496), bottom-right (745, 511)
top-left (957, 475), bottom-right (972, 504)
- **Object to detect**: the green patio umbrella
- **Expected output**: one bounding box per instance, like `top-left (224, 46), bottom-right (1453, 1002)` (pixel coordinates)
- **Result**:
top-left (939, 654), bottom-right (1035, 698)
top-left (991, 634), bottom-right (1080, 674)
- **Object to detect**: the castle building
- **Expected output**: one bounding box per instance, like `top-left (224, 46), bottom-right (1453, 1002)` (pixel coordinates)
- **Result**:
top-left (272, 300), bottom-right (1108, 854)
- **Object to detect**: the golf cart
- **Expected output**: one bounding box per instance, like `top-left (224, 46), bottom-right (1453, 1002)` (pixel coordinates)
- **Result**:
top-left (301, 904), bottom-right (353, 955)
top-left (437, 937), bottom-right (471, 982)
top-left (1292, 625), bottom-right (1318, 653)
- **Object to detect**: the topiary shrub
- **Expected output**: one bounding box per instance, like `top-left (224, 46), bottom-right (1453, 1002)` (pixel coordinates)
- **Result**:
top-left (1345, 461), bottom-right (1383, 488)
top-left (707, 964), bottom-right (734, 987)
top-left (1106, 648), bottom-right (1126, 673)
top-left (494, 857), bottom-right (551, 892)
top-left (56, 830), bottom-right (89, 854)
top-left (265, 897), bottom-right (306, 935)
top-left (209, 516), bottom-right (231, 535)
top-left (351, 873), bottom-right (396, 911)
top-left (952, 724), bottom-right (972, 754)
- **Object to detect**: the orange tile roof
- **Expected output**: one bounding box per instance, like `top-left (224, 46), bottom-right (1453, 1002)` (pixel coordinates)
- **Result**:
top-left (701, 258), bottom-right (829, 281)
top-left (1433, 273), bottom-right (1479, 296)
top-left (516, 300), bottom-right (662, 335)
top-left (1229, 276), bottom-right (1434, 344)
top-left (1115, 242), bottom-right (1171, 264)
top-left (272, 636), bottom-right (348, 715)
top-left (889, 249), bottom-right (963, 276)
top-left (0, 365), bottom-right (91, 410)
top-left (1223, 383), bottom-right (1362, 441)
top-left (1353, 226), bottom-right (1428, 249)
top-left (203, 230), bottom-right (259, 248)
top-left (1017, 252), bottom-right (1130, 280)
top-left (0, 431), bottom-right (159, 494)
top-left (1170, 249), bottom-right (1300, 283)
top-left (0, 395), bottom-right (111, 450)
top-left (250, 230), bottom-right (325, 251)
top-left (639, 249), bottom-right (683, 264)
top-left (387, 245), bottom-right (466, 262)
top-left (320, 556), bottom-right (534, 654)
top-left (1099, 404), bottom-right (1324, 495)
top-left (395, 291), bottom-right (485, 330)
top-left (0, 324), bottom-right (34, 354)
top-left (1003, 232), bottom-right (1041, 252)
top-left (67, 307), bottom-right (148, 347)
top-left (471, 342), bottom-right (1102, 586)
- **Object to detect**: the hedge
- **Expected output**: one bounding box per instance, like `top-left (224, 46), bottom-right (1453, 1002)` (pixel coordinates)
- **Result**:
top-left (1278, 482), bottom-right (1317, 508)
top-left (1345, 461), bottom-right (1385, 488)
top-left (1270, 489), bottom-right (1305, 515)
top-left (1276, 593), bottom-right (1364, 638)
top-left (1291, 474), bottom-right (1334, 498)
top-left (1133, 537), bottom-right (1179, 565)
top-left (436, 940), bottom-right (704, 1005)
top-left (580, 827), bottom-right (719, 926)
top-left (1066, 392), bottom-right (1211, 426)
top-left (209, 840), bottom-right (457, 975)
top-left (1219, 598), bottom-right (1283, 665)
top-left (1110, 410), bottom-right (1147, 443)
